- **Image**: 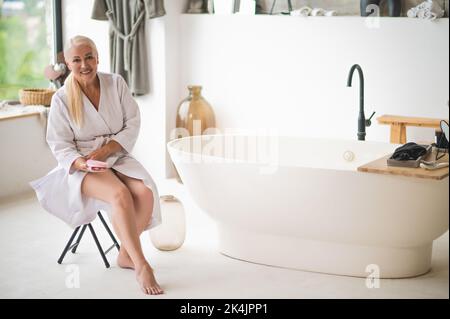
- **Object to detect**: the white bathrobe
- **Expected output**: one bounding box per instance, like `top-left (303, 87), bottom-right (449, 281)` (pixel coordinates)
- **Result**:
top-left (30, 72), bottom-right (161, 230)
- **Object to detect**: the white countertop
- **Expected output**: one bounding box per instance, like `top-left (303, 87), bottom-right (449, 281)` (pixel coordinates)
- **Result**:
top-left (0, 103), bottom-right (49, 121)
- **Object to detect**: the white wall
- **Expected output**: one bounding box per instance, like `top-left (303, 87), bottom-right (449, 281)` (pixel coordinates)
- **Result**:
top-left (0, 115), bottom-right (56, 200)
top-left (61, 0), bottom-right (110, 73)
top-left (178, 15), bottom-right (449, 148)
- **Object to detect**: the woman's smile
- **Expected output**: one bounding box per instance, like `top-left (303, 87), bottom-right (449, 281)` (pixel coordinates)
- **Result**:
top-left (80, 70), bottom-right (93, 75)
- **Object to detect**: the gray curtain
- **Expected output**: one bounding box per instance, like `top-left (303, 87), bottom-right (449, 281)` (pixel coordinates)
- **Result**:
top-left (91, 0), bottom-right (166, 95)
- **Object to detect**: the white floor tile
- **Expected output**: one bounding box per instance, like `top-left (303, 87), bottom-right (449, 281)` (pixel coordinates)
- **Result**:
top-left (0, 180), bottom-right (448, 299)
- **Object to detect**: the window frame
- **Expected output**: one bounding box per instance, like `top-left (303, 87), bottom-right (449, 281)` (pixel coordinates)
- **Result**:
top-left (53, 0), bottom-right (63, 62)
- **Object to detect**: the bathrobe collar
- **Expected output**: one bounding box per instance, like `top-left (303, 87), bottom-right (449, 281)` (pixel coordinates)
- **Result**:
top-left (82, 74), bottom-right (113, 134)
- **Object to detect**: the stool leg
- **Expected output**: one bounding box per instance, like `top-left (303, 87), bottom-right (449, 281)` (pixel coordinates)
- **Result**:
top-left (97, 211), bottom-right (120, 252)
top-left (88, 223), bottom-right (110, 268)
top-left (71, 225), bottom-right (87, 254)
top-left (58, 226), bottom-right (80, 264)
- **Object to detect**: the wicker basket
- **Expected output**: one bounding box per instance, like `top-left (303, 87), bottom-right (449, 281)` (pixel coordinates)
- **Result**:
top-left (19, 89), bottom-right (56, 106)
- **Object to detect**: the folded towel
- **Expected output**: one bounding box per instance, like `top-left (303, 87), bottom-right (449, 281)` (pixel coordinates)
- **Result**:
top-left (324, 10), bottom-right (337, 17)
top-left (290, 7), bottom-right (337, 17)
top-left (311, 8), bottom-right (325, 16)
top-left (290, 6), bottom-right (312, 17)
top-left (407, 0), bottom-right (445, 20)
top-left (391, 143), bottom-right (428, 161)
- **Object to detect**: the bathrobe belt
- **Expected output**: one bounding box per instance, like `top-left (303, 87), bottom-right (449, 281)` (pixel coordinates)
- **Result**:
top-left (105, 9), bottom-right (145, 72)
top-left (75, 135), bottom-right (124, 169)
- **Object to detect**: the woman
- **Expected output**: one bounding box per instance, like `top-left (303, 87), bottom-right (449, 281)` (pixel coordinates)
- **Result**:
top-left (30, 35), bottom-right (163, 295)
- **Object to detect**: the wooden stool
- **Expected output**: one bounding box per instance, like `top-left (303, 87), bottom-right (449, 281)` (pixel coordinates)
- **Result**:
top-left (377, 115), bottom-right (447, 144)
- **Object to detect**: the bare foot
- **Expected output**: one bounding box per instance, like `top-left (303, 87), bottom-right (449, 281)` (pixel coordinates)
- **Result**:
top-left (136, 264), bottom-right (164, 295)
top-left (117, 248), bottom-right (134, 270)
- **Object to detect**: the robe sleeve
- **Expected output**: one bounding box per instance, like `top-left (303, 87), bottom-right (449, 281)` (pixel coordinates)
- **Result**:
top-left (46, 94), bottom-right (83, 175)
top-left (111, 75), bottom-right (141, 154)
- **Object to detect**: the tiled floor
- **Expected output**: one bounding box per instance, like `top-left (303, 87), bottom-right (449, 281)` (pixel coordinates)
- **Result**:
top-left (0, 179), bottom-right (448, 299)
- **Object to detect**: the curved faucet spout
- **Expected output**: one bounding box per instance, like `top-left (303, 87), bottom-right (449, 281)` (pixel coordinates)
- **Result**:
top-left (347, 65), bottom-right (364, 91)
top-left (347, 64), bottom-right (367, 141)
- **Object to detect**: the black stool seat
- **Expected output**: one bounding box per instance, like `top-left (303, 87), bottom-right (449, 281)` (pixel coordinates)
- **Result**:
top-left (57, 211), bottom-right (120, 268)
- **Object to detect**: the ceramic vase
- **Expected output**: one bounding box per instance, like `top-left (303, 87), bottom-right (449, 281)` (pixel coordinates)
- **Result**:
top-left (149, 195), bottom-right (186, 251)
top-left (176, 85), bottom-right (216, 137)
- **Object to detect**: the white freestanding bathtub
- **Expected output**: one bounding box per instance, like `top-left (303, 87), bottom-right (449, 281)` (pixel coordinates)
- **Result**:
top-left (167, 135), bottom-right (449, 278)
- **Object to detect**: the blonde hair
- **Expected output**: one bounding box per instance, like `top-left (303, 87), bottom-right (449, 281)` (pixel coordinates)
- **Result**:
top-left (64, 35), bottom-right (98, 128)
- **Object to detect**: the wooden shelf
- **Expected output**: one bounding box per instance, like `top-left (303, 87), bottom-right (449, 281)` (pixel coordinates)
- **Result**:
top-left (377, 114), bottom-right (448, 144)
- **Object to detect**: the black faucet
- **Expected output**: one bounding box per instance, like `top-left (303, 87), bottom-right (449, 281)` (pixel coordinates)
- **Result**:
top-left (347, 64), bottom-right (376, 141)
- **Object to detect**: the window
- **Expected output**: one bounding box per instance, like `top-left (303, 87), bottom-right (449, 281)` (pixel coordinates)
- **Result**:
top-left (0, 0), bottom-right (57, 101)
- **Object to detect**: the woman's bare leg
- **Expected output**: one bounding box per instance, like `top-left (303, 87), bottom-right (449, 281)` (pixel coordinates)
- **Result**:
top-left (113, 170), bottom-right (155, 270)
top-left (114, 170), bottom-right (154, 232)
top-left (81, 169), bottom-right (163, 295)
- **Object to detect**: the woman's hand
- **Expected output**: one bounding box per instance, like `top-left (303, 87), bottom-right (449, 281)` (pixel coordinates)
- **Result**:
top-left (86, 141), bottom-right (122, 162)
top-left (86, 145), bottom-right (112, 162)
top-left (72, 156), bottom-right (108, 173)
top-left (72, 157), bottom-right (89, 172)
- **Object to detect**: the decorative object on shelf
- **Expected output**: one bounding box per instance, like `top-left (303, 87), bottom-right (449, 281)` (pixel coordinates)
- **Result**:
top-left (436, 119), bottom-right (449, 150)
top-left (19, 89), bottom-right (56, 106)
top-left (407, 0), bottom-right (445, 20)
top-left (290, 6), bottom-right (337, 17)
top-left (207, 0), bottom-right (214, 13)
top-left (436, 101), bottom-right (450, 151)
top-left (433, 119), bottom-right (449, 163)
top-left (173, 85), bottom-right (216, 183)
top-left (290, 6), bottom-right (311, 16)
top-left (360, 0), bottom-right (401, 17)
top-left (176, 85), bottom-right (216, 137)
top-left (260, 0), bottom-right (410, 16)
top-left (149, 195), bottom-right (186, 251)
top-left (441, 120), bottom-right (449, 147)
top-left (268, 0), bottom-right (293, 14)
top-left (214, 0), bottom-right (236, 14)
top-left (188, 0), bottom-right (206, 13)
top-left (44, 62), bottom-right (68, 89)
top-left (310, 7), bottom-right (325, 16)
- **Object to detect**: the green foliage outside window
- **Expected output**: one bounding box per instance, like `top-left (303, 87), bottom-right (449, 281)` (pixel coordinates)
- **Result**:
top-left (0, 0), bottom-right (52, 101)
